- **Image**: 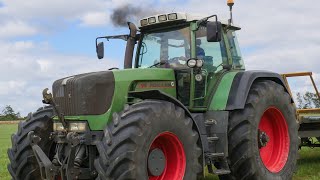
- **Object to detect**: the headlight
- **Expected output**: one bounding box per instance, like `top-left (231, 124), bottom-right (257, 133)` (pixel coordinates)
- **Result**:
top-left (53, 122), bottom-right (87, 132)
top-left (69, 123), bottom-right (87, 132)
top-left (187, 59), bottom-right (197, 68)
top-left (53, 122), bottom-right (65, 131)
top-left (196, 59), bottom-right (204, 68)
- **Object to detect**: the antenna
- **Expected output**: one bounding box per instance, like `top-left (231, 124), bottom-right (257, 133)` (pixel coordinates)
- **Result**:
top-left (227, 0), bottom-right (234, 25)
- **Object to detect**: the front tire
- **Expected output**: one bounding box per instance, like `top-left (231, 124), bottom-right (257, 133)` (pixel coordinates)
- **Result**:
top-left (94, 100), bottom-right (202, 180)
top-left (7, 106), bottom-right (54, 180)
top-left (220, 80), bottom-right (299, 180)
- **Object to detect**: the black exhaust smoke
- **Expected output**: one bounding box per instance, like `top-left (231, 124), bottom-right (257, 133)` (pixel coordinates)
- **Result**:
top-left (111, 4), bottom-right (159, 27)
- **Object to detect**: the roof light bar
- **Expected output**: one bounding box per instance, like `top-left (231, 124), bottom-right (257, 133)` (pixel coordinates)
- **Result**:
top-left (139, 13), bottom-right (187, 27)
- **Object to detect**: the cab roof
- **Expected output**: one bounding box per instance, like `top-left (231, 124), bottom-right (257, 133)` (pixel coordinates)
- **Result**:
top-left (139, 12), bottom-right (241, 30)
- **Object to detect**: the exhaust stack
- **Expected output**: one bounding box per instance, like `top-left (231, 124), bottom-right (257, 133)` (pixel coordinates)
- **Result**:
top-left (124, 22), bottom-right (137, 69)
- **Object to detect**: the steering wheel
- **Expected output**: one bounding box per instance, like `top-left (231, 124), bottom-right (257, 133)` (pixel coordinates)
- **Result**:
top-left (167, 56), bottom-right (188, 69)
top-left (169, 56), bottom-right (187, 64)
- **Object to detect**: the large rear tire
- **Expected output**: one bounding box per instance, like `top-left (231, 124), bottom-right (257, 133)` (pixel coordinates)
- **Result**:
top-left (7, 106), bottom-right (54, 180)
top-left (220, 80), bottom-right (299, 180)
top-left (94, 100), bottom-right (202, 180)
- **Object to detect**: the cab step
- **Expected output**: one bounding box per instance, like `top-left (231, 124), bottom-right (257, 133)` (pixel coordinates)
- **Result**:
top-left (207, 136), bottom-right (219, 142)
top-left (206, 152), bottom-right (225, 159)
top-left (213, 169), bottom-right (231, 175)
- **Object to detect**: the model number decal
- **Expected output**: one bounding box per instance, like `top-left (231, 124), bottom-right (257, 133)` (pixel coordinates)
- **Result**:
top-left (137, 81), bottom-right (175, 89)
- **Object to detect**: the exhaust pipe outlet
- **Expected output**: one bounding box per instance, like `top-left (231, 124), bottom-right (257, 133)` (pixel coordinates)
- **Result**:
top-left (124, 22), bottom-right (138, 69)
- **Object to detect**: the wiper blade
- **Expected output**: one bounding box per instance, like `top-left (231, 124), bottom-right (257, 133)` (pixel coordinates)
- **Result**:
top-left (96, 35), bottom-right (129, 41)
top-left (148, 61), bottom-right (166, 68)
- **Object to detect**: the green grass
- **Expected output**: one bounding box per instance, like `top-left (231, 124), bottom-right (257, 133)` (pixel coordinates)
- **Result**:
top-left (0, 124), bottom-right (320, 180)
top-left (0, 124), bottom-right (17, 180)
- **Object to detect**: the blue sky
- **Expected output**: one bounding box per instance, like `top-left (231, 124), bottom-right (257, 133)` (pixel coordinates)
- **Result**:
top-left (0, 0), bottom-right (320, 116)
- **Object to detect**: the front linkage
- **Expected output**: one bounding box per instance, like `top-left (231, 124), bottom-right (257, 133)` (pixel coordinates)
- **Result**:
top-left (28, 130), bottom-right (103, 180)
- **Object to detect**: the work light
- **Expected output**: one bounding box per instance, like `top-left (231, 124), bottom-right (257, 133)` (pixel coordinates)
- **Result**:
top-left (196, 59), bottom-right (204, 68)
top-left (148, 17), bottom-right (156, 24)
top-left (168, 13), bottom-right (178, 20)
top-left (158, 15), bottom-right (167, 22)
top-left (140, 19), bottom-right (148, 26)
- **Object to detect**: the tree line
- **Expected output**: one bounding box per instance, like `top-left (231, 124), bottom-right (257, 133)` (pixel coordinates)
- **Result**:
top-left (0, 105), bottom-right (23, 121)
top-left (296, 92), bottom-right (320, 109)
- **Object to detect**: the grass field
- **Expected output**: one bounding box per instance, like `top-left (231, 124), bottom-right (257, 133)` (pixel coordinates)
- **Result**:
top-left (1, 124), bottom-right (320, 180)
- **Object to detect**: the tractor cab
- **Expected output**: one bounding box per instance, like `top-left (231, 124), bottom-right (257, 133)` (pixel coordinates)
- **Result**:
top-left (96, 12), bottom-right (244, 109)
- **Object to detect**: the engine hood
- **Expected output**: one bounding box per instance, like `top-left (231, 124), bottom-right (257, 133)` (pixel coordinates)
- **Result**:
top-left (52, 68), bottom-right (176, 118)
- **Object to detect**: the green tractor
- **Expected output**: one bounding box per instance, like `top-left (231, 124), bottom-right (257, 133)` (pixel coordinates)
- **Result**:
top-left (8, 2), bottom-right (299, 180)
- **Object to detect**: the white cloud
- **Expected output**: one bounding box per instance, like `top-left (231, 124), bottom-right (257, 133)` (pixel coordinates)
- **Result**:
top-left (0, 21), bottom-right (37, 38)
top-left (80, 12), bottom-right (110, 27)
top-left (0, 0), bottom-right (108, 20)
top-left (0, 40), bottom-right (121, 116)
top-left (0, 0), bottom-right (114, 32)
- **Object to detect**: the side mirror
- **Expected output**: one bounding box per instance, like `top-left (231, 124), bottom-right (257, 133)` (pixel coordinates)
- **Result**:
top-left (207, 21), bottom-right (222, 42)
top-left (96, 42), bottom-right (104, 59)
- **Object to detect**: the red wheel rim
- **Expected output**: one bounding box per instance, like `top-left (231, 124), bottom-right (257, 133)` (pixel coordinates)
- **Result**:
top-left (148, 132), bottom-right (186, 180)
top-left (258, 107), bottom-right (290, 173)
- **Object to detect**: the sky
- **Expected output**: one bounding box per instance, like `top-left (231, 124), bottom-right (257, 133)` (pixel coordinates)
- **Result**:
top-left (0, 0), bottom-right (320, 116)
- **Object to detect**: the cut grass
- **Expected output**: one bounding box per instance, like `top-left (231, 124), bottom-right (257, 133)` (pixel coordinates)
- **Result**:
top-left (0, 124), bottom-right (319, 180)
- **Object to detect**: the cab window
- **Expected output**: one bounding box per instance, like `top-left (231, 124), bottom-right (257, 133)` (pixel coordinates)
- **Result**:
top-left (195, 26), bottom-right (228, 73)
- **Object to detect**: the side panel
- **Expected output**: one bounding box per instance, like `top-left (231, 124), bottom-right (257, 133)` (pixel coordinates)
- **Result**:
top-left (226, 70), bottom-right (292, 110)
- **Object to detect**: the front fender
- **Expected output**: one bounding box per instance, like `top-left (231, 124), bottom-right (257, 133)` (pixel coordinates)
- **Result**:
top-left (225, 70), bottom-right (293, 110)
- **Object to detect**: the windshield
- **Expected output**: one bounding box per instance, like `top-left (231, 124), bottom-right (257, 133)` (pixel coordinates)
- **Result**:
top-left (137, 26), bottom-right (191, 68)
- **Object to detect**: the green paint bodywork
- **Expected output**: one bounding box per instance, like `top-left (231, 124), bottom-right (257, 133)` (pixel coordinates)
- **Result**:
top-left (208, 71), bottom-right (238, 110)
top-left (60, 68), bottom-right (176, 131)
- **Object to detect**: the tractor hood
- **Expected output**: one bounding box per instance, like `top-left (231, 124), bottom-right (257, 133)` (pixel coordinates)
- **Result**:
top-left (52, 71), bottom-right (115, 116)
top-left (52, 68), bottom-right (176, 117)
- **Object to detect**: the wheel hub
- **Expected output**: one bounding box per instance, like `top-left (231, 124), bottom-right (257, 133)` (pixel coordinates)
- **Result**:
top-left (258, 129), bottom-right (270, 148)
top-left (148, 148), bottom-right (166, 176)
top-left (148, 132), bottom-right (186, 180)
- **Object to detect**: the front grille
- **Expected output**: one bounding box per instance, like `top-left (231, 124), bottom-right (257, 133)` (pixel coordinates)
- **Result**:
top-left (52, 71), bottom-right (115, 116)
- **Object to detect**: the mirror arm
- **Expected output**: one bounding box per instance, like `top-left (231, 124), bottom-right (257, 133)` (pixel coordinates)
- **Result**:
top-left (197, 14), bottom-right (218, 27)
